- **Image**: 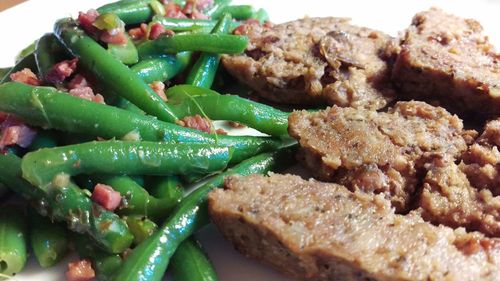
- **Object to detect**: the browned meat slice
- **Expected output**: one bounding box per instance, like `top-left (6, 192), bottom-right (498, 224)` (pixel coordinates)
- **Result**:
top-left (392, 8), bottom-right (500, 118)
top-left (222, 17), bottom-right (396, 109)
top-left (288, 101), bottom-right (474, 212)
top-left (461, 119), bottom-right (500, 195)
top-left (420, 157), bottom-right (499, 237)
top-left (209, 174), bottom-right (500, 281)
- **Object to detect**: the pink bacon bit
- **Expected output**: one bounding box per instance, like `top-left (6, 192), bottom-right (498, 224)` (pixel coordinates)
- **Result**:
top-left (129, 23), bottom-right (149, 40)
top-left (100, 28), bottom-right (128, 45)
top-left (149, 81), bottom-right (167, 101)
top-left (66, 259), bottom-right (95, 281)
top-left (78, 9), bottom-right (100, 34)
top-left (0, 115), bottom-right (37, 149)
top-left (233, 19), bottom-right (261, 35)
top-left (69, 87), bottom-right (105, 104)
top-left (195, 0), bottom-right (214, 11)
top-left (149, 23), bottom-right (174, 40)
top-left (45, 58), bottom-right (79, 84)
top-left (182, 0), bottom-right (210, 19)
top-left (91, 183), bottom-right (122, 211)
top-left (182, 0), bottom-right (195, 15)
top-left (191, 10), bottom-right (209, 20)
top-left (165, 2), bottom-right (188, 18)
top-left (9, 68), bottom-right (41, 86)
top-left (178, 115), bottom-right (212, 134)
top-left (67, 74), bottom-right (90, 90)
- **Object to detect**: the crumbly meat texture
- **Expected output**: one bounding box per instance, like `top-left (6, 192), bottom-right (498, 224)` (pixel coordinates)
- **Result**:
top-left (420, 157), bottom-right (500, 237)
top-left (392, 8), bottom-right (500, 118)
top-left (209, 174), bottom-right (500, 281)
top-left (288, 101), bottom-right (474, 212)
top-left (461, 119), bottom-right (500, 196)
top-left (222, 17), bottom-right (397, 109)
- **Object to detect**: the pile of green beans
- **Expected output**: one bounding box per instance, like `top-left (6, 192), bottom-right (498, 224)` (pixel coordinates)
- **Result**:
top-left (0, 0), bottom-right (293, 280)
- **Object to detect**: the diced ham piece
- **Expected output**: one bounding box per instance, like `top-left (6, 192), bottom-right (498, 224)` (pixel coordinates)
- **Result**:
top-left (0, 125), bottom-right (37, 149)
top-left (78, 9), bottom-right (100, 34)
top-left (179, 115), bottom-right (212, 133)
top-left (149, 81), bottom-right (167, 101)
top-left (69, 87), bottom-right (105, 104)
top-left (191, 10), bottom-right (209, 20)
top-left (91, 184), bottom-right (122, 211)
top-left (9, 68), bottom-right (40, 86)
top-left (182, 0), bottom-right (195, 15)
top-left (183, 0), bottom-right (210, 19)
top-left (195, 0), bottom-right (214, 11)
top-left (149, 23), bottom-right (173, 40)
top-left (67, 74), bottom-right (90, 90)
top-left (66, 259), bottom-right (95, 281)
top-left (0, 115), bottom-right (37, 149)
top-left (45, 58), bottom-right (79, 84)
top-left (215, 128), bottom-right (228, 135)
top-left (100, 28), bottom-right (128, 45)
top-left (165, 2), bottom-right (188, 18)
top-left (129, 23), bottom-right (148, 40)
top-left (233, 19), bottom-right (261, 35)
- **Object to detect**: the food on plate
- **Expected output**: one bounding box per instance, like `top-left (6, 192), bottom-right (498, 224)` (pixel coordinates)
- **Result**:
top-left (420, 157), bottom-right (499, 237)
top-left (1, 0), bottom-right (500, 280)
top-left (0, 0), bottom-right (293, 279)
top-left (461, 119), bottom-right (500, 195)
top-left (288, 101), bottom-right (475, 212)
top-left (209, 173), bottom-right (500, 281)
top-left (392, 8), bottom-right (500, 118)
top-left (222, 17), bottom-right (397, 108)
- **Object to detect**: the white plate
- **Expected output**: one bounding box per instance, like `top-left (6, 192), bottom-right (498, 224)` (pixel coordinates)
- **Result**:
top-left (2, 0), bottom-right (500, 280)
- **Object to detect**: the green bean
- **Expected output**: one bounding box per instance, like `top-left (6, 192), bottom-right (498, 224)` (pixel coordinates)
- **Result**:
top-left (167, 85), bottom-right (289, 136)
top-left (125, 216), bottom-right (158, 245)
top-left (22, 141), bottom-right (232, 188)
top-left (205, 0), bottom-right (231, 17)
top-left (0, 154), bottom-right (46, 203)
top-left (146, 176), bottom-right (183, 200)
top-left (186, 14), bottom-right (232, 88)
top-left (0, 53), bottom-right (37, 84)
top-left (213, 5), bottom-right (254, 20)
top-left (0, 206), bottom-right (27, 280)
top-left (131, 52), bottom-right (192, 84)
top-left (73, 234), bottom-right (122, 281)
top-left (16, 40), bottom-right (37, 63)
top-left (0, 154), bottom-right (133, 253)
top-left (0, 82), bottom-right (284, 164)
top-left (112, 147), bottom-right (295, 281)
top-left (107, 35), bottom-right (139, 65)
top-left (252, 8), bottom-right (269, 23)
top-left (152, 16), bottom-right (240, 32)
top-left (0, 68), bottom-right (12, 80)
top-left (54, 18), bottom-right (179, 123)
top-left (97, 0), bottom-right (153, 25)
top-left (138, 33), bottom-right (248, 59)
top-left (171, 239), bottom-right (218, 281)
top-left (29, 211), bottom-right (68, 268)
top-left (35, 33), bottom-right (71, 82)
top-left (92, 175), bottom-right (182, 221)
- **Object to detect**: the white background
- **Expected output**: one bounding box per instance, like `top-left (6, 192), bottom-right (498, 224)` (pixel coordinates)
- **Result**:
top-left (2, 0), bottom-right (500, 280)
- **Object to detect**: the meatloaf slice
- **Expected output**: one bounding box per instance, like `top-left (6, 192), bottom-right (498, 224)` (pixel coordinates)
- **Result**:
top-left (392, 8), bottom-right (500, 118)
top-left (288, 101), bottom-right (474, 212)
top-left (420, 157), bottom-right (500, 237)
top-left (461, 119), bottom-right (500, 196)
top-left (209, 174), bottom-right (500, 281)
top-left (222, 17), bottom-right (396, 109)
